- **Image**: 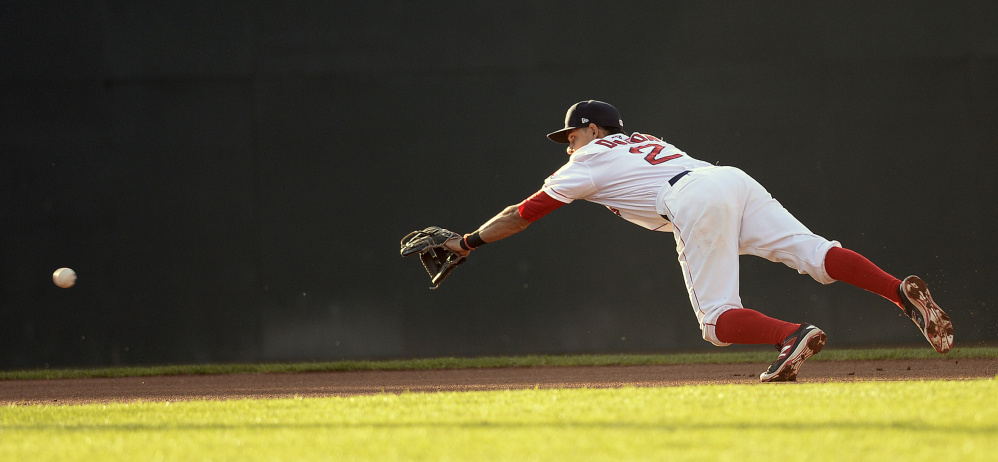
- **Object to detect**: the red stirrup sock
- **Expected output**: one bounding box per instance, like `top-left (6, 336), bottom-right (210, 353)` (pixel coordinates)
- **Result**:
top-left (715, 309), bottom-right (801, 345)
top-left (824, 247), bottom-right (902, 306)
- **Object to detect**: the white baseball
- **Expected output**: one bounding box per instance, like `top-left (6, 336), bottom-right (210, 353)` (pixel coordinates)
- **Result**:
top-left (53, 267), bottom-right (77, 288)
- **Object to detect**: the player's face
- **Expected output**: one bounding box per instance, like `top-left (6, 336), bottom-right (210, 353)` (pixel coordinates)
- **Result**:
top-left (565, 124), bottom-right (599, 155)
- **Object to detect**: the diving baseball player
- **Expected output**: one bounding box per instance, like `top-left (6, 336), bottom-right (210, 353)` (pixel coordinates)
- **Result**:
top-left (404, 100), bottom-right (954, 382)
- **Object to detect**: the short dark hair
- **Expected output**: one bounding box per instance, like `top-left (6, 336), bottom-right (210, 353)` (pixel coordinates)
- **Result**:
top-left (600, 126), bottom-right (625, 136)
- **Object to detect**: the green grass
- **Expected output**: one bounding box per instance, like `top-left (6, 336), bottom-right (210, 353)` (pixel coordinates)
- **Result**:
top-left (3, 346), bottom-right (996, 380)
top-left (2, 380), bottom-right (996, 461)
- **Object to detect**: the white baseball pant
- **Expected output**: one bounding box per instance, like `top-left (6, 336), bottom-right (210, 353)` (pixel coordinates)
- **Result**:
top-left (657, 166), bottom-right (840, 346)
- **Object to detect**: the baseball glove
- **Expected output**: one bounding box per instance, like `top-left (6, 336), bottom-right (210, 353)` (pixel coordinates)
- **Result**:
top-left (400, 226), bottom-right (467, 289)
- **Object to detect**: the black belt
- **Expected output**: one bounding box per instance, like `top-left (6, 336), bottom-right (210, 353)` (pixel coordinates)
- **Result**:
top-left (669, 170), bottom-right (691, 186)
top-left (661, 171), bottom-right (692, 222)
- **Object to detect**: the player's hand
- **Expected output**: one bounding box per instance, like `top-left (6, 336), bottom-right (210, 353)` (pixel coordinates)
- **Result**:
top-left (445, 236), bottom-right (471, 257)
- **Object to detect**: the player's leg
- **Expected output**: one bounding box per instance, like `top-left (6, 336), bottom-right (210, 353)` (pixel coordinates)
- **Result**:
top-left (713, 309), bottom-right (799, 345)
top-left (703, 167), bottom-right (832, 381)
top-left (824, 247), bottom-right (953, 353)
top-left (823, 247), bottom-right (902, 305)
top-left (669, 215), bottom-right (743, 347)
top-left (672, 220), bottom-right (800, 347)
top-left (735, 177), bottom-right (840, 286)
top-left (663, 167), bottom-right (747, 346)
top-left (665, 167), bottom-right (822, 382)
top-left (734, 170), bottom-right (953, 353)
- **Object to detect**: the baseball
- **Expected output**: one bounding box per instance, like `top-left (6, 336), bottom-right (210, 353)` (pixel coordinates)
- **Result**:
top-left (52, 267), bottom-right (77, 288)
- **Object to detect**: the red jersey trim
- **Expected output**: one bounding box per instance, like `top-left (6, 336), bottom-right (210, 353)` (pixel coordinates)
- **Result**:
top-left (517, 190), bottom-right (565, 222)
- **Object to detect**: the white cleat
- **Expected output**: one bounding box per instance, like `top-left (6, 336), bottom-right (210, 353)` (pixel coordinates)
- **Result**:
top-left (898, 275), bottom-right (954, 353)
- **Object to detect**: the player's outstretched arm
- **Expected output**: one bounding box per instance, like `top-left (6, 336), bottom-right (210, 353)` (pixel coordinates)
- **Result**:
top-left (445, 204), bottom-right (531, 255)
top-left (477, 205), bottom-right (531, 242)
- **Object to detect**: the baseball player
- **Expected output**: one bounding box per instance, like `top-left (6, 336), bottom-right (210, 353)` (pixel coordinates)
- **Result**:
top-left (438, 100), bottom-right (954, 382)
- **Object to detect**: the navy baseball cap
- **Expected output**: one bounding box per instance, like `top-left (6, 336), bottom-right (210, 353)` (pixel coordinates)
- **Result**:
top-left (546, 100), bottom-right (624, 143)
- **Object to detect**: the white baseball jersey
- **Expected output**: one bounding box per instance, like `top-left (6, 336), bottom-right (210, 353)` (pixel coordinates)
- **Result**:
top-left (540, 133), bottom-right (711, 231)
top-left (536, 132), bottom-right (839, 347)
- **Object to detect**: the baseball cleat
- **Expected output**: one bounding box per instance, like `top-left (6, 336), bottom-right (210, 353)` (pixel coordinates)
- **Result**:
top-left (760, 323), bottom-right (826, 382)
top-left (898, 275), bottom-right (954, 353)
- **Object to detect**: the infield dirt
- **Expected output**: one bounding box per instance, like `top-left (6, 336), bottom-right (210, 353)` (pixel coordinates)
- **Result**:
top-left (2, 358), bottom-right (995, 406)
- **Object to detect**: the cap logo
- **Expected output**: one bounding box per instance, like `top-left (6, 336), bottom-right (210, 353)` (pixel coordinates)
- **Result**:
top-left (581, 117), bottom-right (589, 123)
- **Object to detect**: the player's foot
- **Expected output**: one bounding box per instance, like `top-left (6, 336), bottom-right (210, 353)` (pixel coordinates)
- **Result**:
top-left (759, 323), bottom-right (826, 382)
top-left (898, 275), bottom-right (954, 353)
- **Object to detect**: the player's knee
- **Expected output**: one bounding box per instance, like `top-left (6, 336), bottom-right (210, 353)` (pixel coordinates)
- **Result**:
top-left (698, 309), bottom-right (734, 347)
top-left (701, 328), bottom-right (731, 347)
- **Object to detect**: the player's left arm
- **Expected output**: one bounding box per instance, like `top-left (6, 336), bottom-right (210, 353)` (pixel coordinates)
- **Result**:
top-left (445, 190), bottom-right (566, 254)
top-left (476, 204), bottom-right (532, 242)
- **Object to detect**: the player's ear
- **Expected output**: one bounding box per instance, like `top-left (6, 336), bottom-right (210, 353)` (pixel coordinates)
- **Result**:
top-left (589, 123), bottom-right (600, 138)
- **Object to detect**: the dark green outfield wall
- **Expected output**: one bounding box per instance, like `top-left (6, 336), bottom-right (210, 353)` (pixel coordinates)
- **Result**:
top-left (2, 1), bottom-right (996, 368)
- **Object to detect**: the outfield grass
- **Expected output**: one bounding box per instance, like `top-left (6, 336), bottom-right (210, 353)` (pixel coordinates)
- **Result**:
top-left (2, 380), bottom-right (995, 461)
top-left (2, 345), bottom-right (996, 380)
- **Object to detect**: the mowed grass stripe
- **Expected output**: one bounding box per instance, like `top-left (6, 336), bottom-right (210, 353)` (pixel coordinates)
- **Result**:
top-left (1, 380), bottom-right (995, 461)
top-left (2, 346), bottom-right (995, 381)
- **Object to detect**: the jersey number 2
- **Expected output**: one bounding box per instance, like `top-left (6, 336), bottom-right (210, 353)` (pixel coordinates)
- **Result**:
top-left (629, 144), bottom-right (681, 165)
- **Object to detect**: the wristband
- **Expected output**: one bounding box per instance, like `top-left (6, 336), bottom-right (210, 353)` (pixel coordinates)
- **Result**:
top-left (459, 237), bottom-right (472, 251)
top-left (465, 232), bottom-right (488, 249)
